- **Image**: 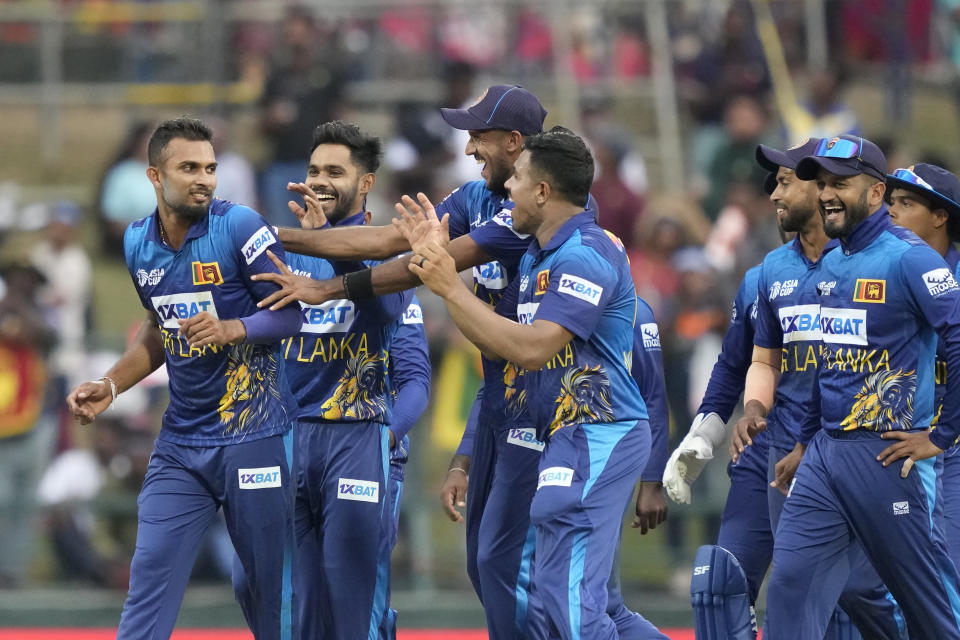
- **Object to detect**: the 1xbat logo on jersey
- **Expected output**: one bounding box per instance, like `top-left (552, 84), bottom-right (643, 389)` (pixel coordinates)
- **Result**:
top-left (151, 291), bottom-right (219, 329)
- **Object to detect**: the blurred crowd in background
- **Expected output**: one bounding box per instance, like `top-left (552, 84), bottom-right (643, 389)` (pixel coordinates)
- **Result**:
top-left (0, 0), bottom-right (958, 604)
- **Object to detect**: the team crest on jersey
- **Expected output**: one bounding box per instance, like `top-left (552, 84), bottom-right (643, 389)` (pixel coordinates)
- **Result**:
top-left (137, 268), bottom-right (165, 287)
top-left (548, 365), bottom-right (614, 436)
top-left (840, 368), bottom-right (916, 432)
top-left (853, 279), bottom-right (885, 303)
top-left (192, 261), bottom-right (223, 286)
top-left (536, 270), bottom-right (550, 295)
top-left (320, 350), bottom-right (388, 420)
top-left (218, 344), bottom-right (286, 434)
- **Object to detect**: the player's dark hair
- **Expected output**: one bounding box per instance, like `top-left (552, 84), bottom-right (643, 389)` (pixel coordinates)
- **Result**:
top-left (147, 116), bottom-right (213, 167)
top-left (310, 121), bottom-right (382, 174)
top-left (523, 126), bottom-right (594, 207)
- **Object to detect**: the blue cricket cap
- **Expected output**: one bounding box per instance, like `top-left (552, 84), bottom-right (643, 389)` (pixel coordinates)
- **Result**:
top-left (440, 85), bottom-right (547, 136)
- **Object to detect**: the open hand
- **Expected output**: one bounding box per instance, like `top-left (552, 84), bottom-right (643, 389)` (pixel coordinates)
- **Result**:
top-left (252, 249), bottom-right (331, 309)
top-left (287, 182), bottom-right (328, 229)
top-left (393, 193), bottom-right (449, 253)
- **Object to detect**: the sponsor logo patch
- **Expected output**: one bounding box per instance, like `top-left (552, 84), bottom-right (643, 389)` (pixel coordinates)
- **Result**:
top-left (152, 291), bottom-right (218, 329)
top-left (922, 268), bottom-right (960, 297)
top-left (517, 302), bottom-right (540, 325)
top-left (538, 466), bottom-right (574, 489)
top-left (191, 261), bottom-right (223, 286)
top-left (241, 225), bottom-right (276, 265)
top-left (472, 261), bottom-right (507, 290)
top-left (853, 278), bottom-right (886, 303)
top-left (300, 299), bottom-right (356, 333)
top-left (136, 268), bottom-right (165, 287)
top-left (238, 466), bottom-right (281, 489)
top-left (506, 428), bottom-right (545, 451)
top-left (893, 501), bottom-right (910, 516)
top-left (558, 274), bottom-right (602, 305)
top-left (536, 270), bottom-right (550, 295)
top-left (778, 304), bottom-right (822, 343)
top-left (819, 307), bottom-right (867, 345)
top-left (640, 322), bottom-right (661, 349)
top-left (402, 303), bottom-right (423, 325)
top-left (337, 478), bottom-right (379, 503)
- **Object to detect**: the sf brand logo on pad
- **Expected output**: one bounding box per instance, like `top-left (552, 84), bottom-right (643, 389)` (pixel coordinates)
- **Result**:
top-left (238, 466), bottom-right (281, 489)
top-left (337, 478), bottom-right (379, 503)
top-left (538, 467), bottom-right (574, 489)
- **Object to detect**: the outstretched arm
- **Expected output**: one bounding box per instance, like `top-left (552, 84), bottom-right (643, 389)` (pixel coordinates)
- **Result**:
top-left (66, 312), bottom-right (166, 424)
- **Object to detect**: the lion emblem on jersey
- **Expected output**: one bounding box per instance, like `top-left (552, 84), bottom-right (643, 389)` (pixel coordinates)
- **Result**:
top-left (218, 344), bottom-right (286, 435)
top-left (320, 350), bottom-right (387, 420)
top-left (503, 362), bottom-right (527, 418)
top-left (840, 368), bottom-right (916, 432)
top-left (547, 365), bottom-right (615, 436)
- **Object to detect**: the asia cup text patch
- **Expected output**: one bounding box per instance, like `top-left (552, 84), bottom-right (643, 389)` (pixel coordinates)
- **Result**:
top-left (853, 279), bottom-right (886, 303)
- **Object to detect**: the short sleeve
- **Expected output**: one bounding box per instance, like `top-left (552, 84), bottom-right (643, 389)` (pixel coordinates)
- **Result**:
top-left (532, 248), bottom-right (619, 340)
top-left (227, 205), bottom-right (290, 301)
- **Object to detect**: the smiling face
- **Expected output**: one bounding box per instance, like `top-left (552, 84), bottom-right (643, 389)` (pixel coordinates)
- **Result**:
top-left (306, 143), bottom-right (373, 225)
top-left (888, 187), bottom-right (946, 245)
top-left (770, 166), bottom-right (819, 233)
top-left (504, 150), bottom-right (544, 235)
top-left (148, 137), bottom-right (217, 222)
top-left (815, 169), bottom-right (885, 240)
top-left (464, 129), bottom-right (516, 193)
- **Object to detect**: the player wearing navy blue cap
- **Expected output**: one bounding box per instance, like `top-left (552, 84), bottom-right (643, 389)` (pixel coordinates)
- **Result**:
top-left (763, 135), bottom-right (960, 638)
top-left (66, 117), bottom-right (302, 640)
top-left (409, 127), bottom-right (659, 640)
top-left (886, 162), bottom-right (960, 569)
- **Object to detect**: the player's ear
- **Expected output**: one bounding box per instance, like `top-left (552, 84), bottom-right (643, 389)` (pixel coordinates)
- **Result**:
top-left (933, 207), bottom-right (950, 231)
top-left (537, 179), bottom-right (550, 206)
top-left (359, 172), bottom-right (376, 196)
top-left (505, 130), bottom-right (524, 153)
top-left (146, 166), bottom-right (161, 191)
top-left (868, 178), bottom-right (885, 207)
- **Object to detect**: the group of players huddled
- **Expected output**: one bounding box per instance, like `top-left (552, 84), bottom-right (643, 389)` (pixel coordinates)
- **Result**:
top-left (64, 82), bottom-right (960, 640)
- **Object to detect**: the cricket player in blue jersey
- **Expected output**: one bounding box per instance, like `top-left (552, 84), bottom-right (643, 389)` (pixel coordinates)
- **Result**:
top-left (885, 162), bottom-right (960, 567)
top-left (246, 121), bottom-right (426, 639)
top-left (66, 117), bottom-right (302, 640)
top-left (761, 134), bottom-right (960, 638)
top-left (253, 86), bottom-right (552, 634)
top-left (409, 126), bottom-right (654, 640)
top-left (731, 140), bottom-right (904, 640)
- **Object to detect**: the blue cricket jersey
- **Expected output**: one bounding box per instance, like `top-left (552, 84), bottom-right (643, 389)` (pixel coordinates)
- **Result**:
top-left (436, 180), bottom-right (514, 306)
top-left (282, 212), bottom-right (411, 424)
top-left (633, 297), bottom-right (669, 480)
top-left (123, 199), bottom-right (298, 446)
top-left (809, 208), bottom-right (960, 450)
top-left (753, 236), bottom-right (838, 447)
top-left (389, 296), bottom-right (431, 442)
top-left (697, 266), bottom-right (762, 422)
top-left (935, 245), bottom-right (960, 420)
top-left (515, 211), bottom-right (647, 441)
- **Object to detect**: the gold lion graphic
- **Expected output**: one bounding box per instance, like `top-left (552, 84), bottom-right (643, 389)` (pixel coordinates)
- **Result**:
top-left (218, 344), bottom-right (286, 435)
top-left (547, 365), bottom-right (615, 436)
top-left (840, 368), bottom-right (916, 431)
top-left (320, 351), bottom-right (387, 420)
top-left (503, 362), bottom-right (527, 418)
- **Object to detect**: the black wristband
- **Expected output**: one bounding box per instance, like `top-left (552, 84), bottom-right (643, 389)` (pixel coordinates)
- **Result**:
top-left (342, 268), bottom-right (374, 300)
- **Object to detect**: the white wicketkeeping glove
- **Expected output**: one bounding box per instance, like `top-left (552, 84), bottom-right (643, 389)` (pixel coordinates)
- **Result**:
top-left (662, 412), bottom-right (727, 504)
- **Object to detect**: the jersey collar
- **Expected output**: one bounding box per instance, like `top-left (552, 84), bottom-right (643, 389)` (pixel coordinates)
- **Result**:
top-left (788, 234), bottom-right (840, 265)
top-left (840, 205), bottom-right (889, 254)
top-left (528, 210), bottom-right (594, 256)
top-left (146, 207), bottom-right (212, 248)
top-left (334, 210), bottom-right (367, 227)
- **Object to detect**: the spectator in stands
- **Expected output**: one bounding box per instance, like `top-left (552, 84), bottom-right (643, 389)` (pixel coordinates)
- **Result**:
top-left (96, 121), bottom-right (155, 258)
top-left (207, 117), bottom-right (258, 210)
top-left (258, 5), bottom-right (348, 223)
top-left (0, 257), bottom-right (57, 587)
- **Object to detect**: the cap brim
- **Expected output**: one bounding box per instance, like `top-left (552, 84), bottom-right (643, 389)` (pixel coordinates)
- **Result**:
top-left (795, 156), bottom-right (864, 181)
top-left (756, 145), bottom-right (794, 172)
top-left (886, 175), bottom-right (960, 221)
top-left (440, 107), bottom-right (493, 132)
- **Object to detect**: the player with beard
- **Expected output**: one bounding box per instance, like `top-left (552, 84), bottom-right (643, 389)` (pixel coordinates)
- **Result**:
top-left (232, 122), bottom-right (428, 639)
top-left (886, 163), bottom-right (960, 568)
top-left (66, 117), bottom-right (301, 640)
top-left (760, 134), bottom-right (960, 638)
